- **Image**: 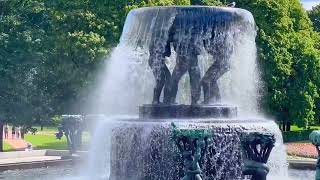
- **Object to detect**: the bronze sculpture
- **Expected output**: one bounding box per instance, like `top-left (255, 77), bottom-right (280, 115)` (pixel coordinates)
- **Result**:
top-left (148, 37), bottom-right (172, 104)
top-left (172, 123), bottom-right (209, 180)
top-left (113, 6), bottom-right (279, 180)
top-left (166, 21), bottom-right (202, 104)
top-left (240, 132), bottom-right (276, 180)
top-left (202, 28), bottom-right (234, 103)
top-left (148, 12), bottom-right (233, 105)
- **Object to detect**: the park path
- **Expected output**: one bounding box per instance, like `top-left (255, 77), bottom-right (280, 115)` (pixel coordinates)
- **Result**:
top-left (3, 130), bottom-right (28, 151)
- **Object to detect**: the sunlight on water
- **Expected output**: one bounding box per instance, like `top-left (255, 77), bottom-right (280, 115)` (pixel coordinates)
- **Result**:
top-left (80, 6), bottom-right (293, 180)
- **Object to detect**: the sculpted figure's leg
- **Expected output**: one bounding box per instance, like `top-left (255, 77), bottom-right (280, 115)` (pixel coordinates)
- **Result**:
top-left (195, 175), bottom-right (202, 180)
top-left (162, 65), bottom-right (171, 104)
top-left (201, 60), bottom-right (229, 104)
top-left (149, 38), bottom-right (172, 104)
top-left (189, 55), bottom-right (201, 105)
top-left (149, 54), bottom-right (170, 104)
top-left (167, 56), bottom-right (189, 104)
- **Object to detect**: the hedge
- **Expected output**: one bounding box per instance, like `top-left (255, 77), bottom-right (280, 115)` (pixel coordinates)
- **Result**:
top-left (282, 130), bottom-right (315, 143)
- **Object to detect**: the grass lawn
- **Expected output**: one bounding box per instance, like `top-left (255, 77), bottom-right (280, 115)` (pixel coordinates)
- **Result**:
top-left (3, 142), bottom-right (14, 152)
top-left (290, 125), bottom-right (320, 131)
top-left (25, 134), bottom-right (68, 150)
top-left (32, 126), bottom-right (60, 135)
top-left (25, 126), bottom-right (90, 150)
top-left (24, 126), bottom-right (68, 150)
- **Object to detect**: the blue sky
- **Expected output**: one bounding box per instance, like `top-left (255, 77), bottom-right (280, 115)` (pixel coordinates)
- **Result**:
top-left (301, 0), bottom-right (319, 10)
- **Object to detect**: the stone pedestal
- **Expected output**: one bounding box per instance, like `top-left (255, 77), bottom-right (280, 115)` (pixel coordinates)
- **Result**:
top-left (240, 132), bottom-right (275, 180)
top-left (139, 104), bottom-right (237, 119)
top-left (309, 131), bottom-right (320, 180)
top-left (109, 118), bottom-right (276, 180)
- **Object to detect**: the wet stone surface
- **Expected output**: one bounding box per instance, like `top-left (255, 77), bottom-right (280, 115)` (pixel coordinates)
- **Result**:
top-left (109, 120), bottom-right (274, 180)
top-left (139, 104), bottom-right (238, 119)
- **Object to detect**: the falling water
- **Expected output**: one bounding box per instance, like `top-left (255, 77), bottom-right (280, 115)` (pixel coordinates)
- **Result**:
top-left (85, 119), bottom-right (112, 179)
top-left (84, 6), bottom-right (289, 180)
top-left (86, 6), bottom-right (259, 117)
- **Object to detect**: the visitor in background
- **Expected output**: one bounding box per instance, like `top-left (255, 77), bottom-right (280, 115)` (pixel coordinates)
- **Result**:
top-left (11, 126), bottom-right (15, 139)
top-left (16, 126), bottom-right (20, 139)
top-left (4, 125), bottom-right (8, 139)
top-left (25, 143), bottom-right (32, 151)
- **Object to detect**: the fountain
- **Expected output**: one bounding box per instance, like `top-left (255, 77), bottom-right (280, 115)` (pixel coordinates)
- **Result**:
top-left (309, 131), bottom-right (320, 180)
top-left (86, 6), bottom-right (289, 180)
top-left (56, 115), bottom-right (84, 155)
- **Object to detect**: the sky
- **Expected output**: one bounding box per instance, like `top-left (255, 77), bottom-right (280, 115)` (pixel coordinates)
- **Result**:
top-left (301, 0), bottom-right (319, 10)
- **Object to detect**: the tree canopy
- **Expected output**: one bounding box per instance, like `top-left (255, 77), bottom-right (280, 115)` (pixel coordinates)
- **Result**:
top-left (0, 0), bottom-right (320, 131)
top-left (309, 4), bottom-right (320, 32)
top-left (224, 0), bottom-right (320, 129)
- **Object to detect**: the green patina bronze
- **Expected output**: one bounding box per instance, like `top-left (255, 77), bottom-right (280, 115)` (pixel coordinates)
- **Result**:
top-left (309, 130), bottom-right (320, 180)
top-left (240, 132), bottom-right (276, 180)
top-left (171, 122), bottom-right (211, 180)
top-left (56, 115), bottom-right (84, 154)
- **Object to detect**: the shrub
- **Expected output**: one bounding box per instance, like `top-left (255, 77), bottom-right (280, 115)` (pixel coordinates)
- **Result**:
top-left (282, 130), bottom-right (315, 142)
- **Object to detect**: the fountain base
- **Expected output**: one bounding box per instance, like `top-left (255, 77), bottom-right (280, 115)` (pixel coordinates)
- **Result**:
top-left (109, 118), bottom-right (281, 180)
top-left (139, 104), bottom-right (237, 119)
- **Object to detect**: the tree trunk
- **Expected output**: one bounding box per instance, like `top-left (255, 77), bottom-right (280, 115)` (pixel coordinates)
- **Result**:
top-left (40, 124), bottom-right (43, 131)
top-left (282, 120), bottom-right (286, 132)
top-left (0, 122), bottom-right (3, 152)
top-left (286, 121), bottom-right (291, 131)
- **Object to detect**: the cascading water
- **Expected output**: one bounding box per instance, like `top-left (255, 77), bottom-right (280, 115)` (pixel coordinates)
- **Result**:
top-left (84, 6), bottom-right (290, 180)
top-left (87, 6), bottom-right (259, 116)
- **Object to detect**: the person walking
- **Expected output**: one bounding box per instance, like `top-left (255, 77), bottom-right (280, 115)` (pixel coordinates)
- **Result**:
top-left (11, 126), bottom-right (15, 139)
top-left (16, 126), bottom-right (20, 139)
top-left (4, 125), bottom-right (8, 139)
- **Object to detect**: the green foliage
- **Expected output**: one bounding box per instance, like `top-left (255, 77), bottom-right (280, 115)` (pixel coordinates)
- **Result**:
top-left (309, 4), bottom-right (320, 57)
top-left (309, 4), bottom-right (320, 32)
top-left (0, 0), bottom-right (109, 126)
top-left (25, 134), bottom-right (68, 150)
top-left (0, 0), bottom-right (320, 130)
top-left (0, 0), bottom-right (192, 127)
top-left (282, 129), bottom-right (315, 142)
top-left (51, 115), bottom-right (62, 126)
top-left (194, 0), bottom-right (320, 129)
top-left (224, 0), bottom-right (320, 129)
top-left (24, 126), bottom-right (90, 150)
top-left (290, 125), bottom-right (320, 131)
top-left (3, 143), bottom-right (14, 152)
top-left (191, 0), bottom-right (223, 6)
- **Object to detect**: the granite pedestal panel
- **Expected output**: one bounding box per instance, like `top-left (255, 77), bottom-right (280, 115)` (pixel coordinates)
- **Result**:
top-left (139, 104), bottom-right (237, 119)
top-left (109, 119), bottom-right (278, 180)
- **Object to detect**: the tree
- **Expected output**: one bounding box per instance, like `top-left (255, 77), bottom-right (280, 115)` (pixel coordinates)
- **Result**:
top-left (190, 0), bottom-right (320, 130)
top-left (309, 4), bottom-right (320, 32)
top-left (0, 0), bottom-right (191, 127)
top-left (191, 0), bottom-right (222, 5)
top-left (1, 0), bottom-right (319, 143)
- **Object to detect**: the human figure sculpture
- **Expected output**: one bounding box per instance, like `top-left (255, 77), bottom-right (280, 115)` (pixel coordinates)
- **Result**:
top-left (171, 122), bottom-right (209, 180)
top-left (56, 115), bottom-right (83, 154)
top-left (180, 141), bottom-right (203, 180)
top-left (148, 38), bottom-right (172, 104)
top-left (201, 28), bottom-right (234, 104)
top-left (149, 24), bottom-right (202, 105)
top-left (167, 38), bottom-right (202, 104)
top-left (309, 131), bottom-right (320, 180)
top-left (148, 15), bottom-right (234, 105)
top-left (240, 132), bottom-right (275, 180)
top-left (164, 16), bottom-right (202, 105)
